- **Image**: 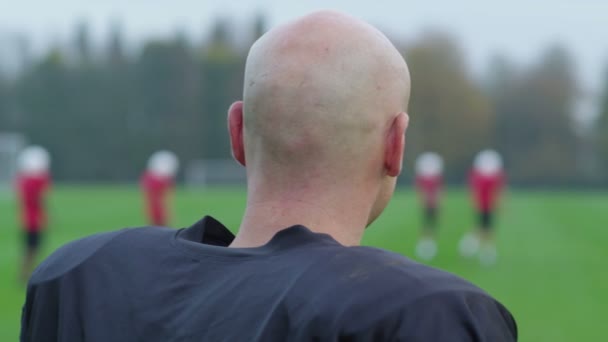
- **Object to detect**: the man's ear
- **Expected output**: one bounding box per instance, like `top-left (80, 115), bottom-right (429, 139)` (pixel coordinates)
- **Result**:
top-left (384, 112), bottom-right (409, 177)
top-left (228, 101), bottom-right (246, 166)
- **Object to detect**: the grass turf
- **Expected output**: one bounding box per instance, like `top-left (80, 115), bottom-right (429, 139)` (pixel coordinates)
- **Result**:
top-left (0, 186), bottom-right (606, 341)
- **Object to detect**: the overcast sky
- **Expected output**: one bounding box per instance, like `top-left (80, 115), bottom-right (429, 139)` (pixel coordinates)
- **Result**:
top-left (0, 0), bottom-right (606, 98)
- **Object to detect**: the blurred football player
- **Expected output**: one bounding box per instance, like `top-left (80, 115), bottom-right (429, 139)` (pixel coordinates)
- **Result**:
top-left (459, 149), bottom-right (505, 265)
top-left (141, 150), bottom-right (179, 226)
top-left (414, 152), bottom-right (444, 261)
top-left (15, 146), bottom-right (51, 282)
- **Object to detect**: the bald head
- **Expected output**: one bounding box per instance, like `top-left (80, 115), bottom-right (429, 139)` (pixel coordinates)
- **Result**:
top-left (229, 11), bottom-right (410, 223)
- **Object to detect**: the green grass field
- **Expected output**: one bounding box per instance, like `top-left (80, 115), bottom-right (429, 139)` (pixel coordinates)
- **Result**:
top-left (1, 186), bottom-right (606, 341)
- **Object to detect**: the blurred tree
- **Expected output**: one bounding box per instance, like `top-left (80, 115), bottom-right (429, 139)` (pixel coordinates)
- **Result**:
top-left (97, 19), bottom-right (138, 180)
top-left (107, 19), bottom-right (126, 66)
top-left (13, 34), bottom-right (33, 72)
top-left (0, 74), bottom-right (8, 129)
top-left (488, 45), bottom-right (580, 185)
top-left (597, 67), bottom-right (608, 178)
top-left (1, 16), bottom-right (597, 186)
top-left (74, 21), bottom-right (93, 64)
top-left (252, 13), bottom-right (268, 42)
top-left (134, 38), bottom-right (202, 173)
top-left (404, 32), bottom-right (493, 182)
top-left (485, 54), bottom-right (522, 174)
top-left (15, 48), bottom-right (75, 179)
top-left (69, 44), bottom-right (132, 180)
top-left (199, 18), bottom-right (244, 159)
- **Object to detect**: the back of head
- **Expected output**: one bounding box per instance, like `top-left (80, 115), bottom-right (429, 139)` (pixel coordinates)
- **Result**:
top-left (233, 11), bottom-right (410, 224)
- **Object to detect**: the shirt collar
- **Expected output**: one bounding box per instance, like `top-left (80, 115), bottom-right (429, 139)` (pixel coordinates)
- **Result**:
top-left (175, 216), bottom-right (341, 258)
top-left (179, 216), bottom-right (235, 247)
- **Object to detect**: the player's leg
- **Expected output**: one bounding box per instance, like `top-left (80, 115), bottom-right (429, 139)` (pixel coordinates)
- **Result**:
top-left (458, 211), bottom-right (483, 258)
top-left (151, 195), bottom-right (171, 226)
top-left (416, 206), bottom-right (438, 261)
top-left (20, 229), bottom-right (41, 283)
top-left (152, 206), bottom-right (166, 226)
top-left (478, 210), bottom-right (497, 266)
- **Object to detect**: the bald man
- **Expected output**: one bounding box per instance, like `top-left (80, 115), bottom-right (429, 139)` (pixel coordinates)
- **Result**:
top-left (22, 11), bottom-right (516, 342)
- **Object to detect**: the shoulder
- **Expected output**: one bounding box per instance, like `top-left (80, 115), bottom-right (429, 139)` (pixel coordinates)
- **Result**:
top-left (301, 245), bottom-right (489, 310)
top-left (389, 287), bottom-right (517, 341)
top-left (327, 246), bottom-right (480, 296)
top-left (307, 246), bottom-right (517, 340)
top-left (29, 226), bottom-right (174, 285)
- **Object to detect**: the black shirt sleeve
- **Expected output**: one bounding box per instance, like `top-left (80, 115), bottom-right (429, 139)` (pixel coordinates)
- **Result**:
top-left (21, 277), bottom-right (84, 342)
top-left (20, 230), bottom-right (130, 342)
top-left (395, 291), bottom-right (517, 342)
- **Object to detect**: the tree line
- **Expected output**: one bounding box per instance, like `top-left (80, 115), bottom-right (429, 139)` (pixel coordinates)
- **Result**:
top-left (0, 17), bottom-right (606, 186)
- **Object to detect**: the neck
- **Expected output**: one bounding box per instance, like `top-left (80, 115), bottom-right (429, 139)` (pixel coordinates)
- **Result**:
top-left (230, 183), bottom-right (374, 248)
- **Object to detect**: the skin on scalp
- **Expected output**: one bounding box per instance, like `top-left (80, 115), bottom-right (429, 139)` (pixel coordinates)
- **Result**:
top-left (229, 10), bottom-right (411, 247)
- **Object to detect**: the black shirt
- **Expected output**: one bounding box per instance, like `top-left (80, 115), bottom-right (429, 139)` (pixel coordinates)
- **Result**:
top-left (22, 216), bottom-right (517, 341)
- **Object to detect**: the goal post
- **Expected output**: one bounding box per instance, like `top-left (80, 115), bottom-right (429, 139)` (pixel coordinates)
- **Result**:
top-left (0, 132), bottom-right (26, 194)
top-left (184, 159), bottom-right (246, 187)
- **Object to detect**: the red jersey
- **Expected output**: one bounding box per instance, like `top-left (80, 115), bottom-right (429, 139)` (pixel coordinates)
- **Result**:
top-left (415, 174), bottom-right (442, 208)
top-left (141, 171), bottom-right (174, 226)
top-left (16, 173), bottom-right (51, 232)
top-left (469, 170), bottom-right (504, 212)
